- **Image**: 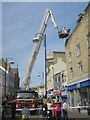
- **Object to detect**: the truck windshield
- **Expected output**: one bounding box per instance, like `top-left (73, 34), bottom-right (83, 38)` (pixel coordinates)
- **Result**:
top-left (17, 93), bottom-right (35, 99)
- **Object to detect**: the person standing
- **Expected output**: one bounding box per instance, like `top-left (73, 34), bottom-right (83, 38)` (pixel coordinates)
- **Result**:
top-left (77, 101), bottom-right (81, 113)
top-left (47, 100), bottom-right (53, 120)
top-left (2, 98), bottom-right (7, 118)
top-left (12, 99), bottom-right (16, 118)
top-left (42, 100), bottom-right (47, 117)
top-left (22, 104), bottom-right (30, 120)
top-left (87, 100), bottom-right (90, 118)
top-left (63, 100), bottom-right (68, 120)
top-left (56, 101), bottom-right (62, 120)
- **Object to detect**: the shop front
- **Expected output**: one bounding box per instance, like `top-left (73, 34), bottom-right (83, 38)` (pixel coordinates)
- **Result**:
top-left (67, 79), bottom-right (90, 107)
top-left (60, 89), bottom-right (68, 100)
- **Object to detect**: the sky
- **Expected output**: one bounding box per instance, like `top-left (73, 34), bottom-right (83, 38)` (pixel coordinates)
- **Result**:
top-left (1, 1), bottom-right (89, 88)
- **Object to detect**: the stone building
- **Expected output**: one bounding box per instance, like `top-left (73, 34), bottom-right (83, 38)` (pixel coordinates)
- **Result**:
top-left (47, 51), bottom-right (67, 94)
top-left (0, 66), bottom-right (2, 119)
top-left (37, 85), bottom-right (45, 97)
top-left (0, 58), bottom-right (20, 97)
top-left (11, 66), bottom-right (20, 94)
top-left (65, 3), bottom-right (90, 107)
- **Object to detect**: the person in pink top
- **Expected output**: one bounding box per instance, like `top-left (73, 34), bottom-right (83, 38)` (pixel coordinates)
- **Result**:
top-left (56, 101), bottom-right (62, 120)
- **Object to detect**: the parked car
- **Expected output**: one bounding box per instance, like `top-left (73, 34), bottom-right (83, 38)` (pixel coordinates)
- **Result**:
top-left (7, 95), bottom-right (15, 106)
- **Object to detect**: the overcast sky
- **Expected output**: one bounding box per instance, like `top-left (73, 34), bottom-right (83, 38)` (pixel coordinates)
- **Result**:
top-left (2, 1), bottom-right (88, 88)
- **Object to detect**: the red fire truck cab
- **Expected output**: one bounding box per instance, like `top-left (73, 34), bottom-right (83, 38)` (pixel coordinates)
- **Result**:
top-left (16, 89), bottom-right (38, 112)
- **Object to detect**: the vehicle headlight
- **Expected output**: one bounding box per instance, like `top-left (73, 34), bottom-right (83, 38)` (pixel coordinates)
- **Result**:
top-left (16, 104), bottom-right (18, 108)
top-left (32, 104), bottom-right (35, 108)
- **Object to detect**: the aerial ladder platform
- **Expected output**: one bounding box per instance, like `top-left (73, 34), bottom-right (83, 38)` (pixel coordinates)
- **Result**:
top-left (23, 9), bottom-right (70, 90)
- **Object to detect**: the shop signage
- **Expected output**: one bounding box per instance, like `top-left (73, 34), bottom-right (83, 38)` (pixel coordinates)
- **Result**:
top-left (62, 89), bottom-right (67, 96)
top-left (77, 82), bottom-right (80, 88)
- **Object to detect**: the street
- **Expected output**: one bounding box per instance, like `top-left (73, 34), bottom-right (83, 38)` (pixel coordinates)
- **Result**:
top-left (1, 107), bottom-right (90, 120)
top-left (1, 2), bottom-right (90, 120)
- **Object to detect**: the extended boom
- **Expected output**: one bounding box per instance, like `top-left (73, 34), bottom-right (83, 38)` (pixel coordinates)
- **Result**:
top-left (23, 9), bottom-right (70, 90)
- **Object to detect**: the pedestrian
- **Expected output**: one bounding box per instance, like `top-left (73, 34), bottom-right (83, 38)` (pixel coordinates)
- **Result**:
top-left (12, 99), bottom-right (16, 118)
top-left (2, 97), bottom-right (7, 118)
top-left (63, 99), bottom-right (68, 120)
top-left (56, 101), bottom-right (62, 120)
top-left (87, 100), bottom-right (90, 118)
top-left (47, 100), bottom-right (53, 120)
top-left (22, 104), bottom-right (30, 120)
top-left (42, 99), bottom-right (47, 117)
top-left (77, 101), bottom-right (81, 113)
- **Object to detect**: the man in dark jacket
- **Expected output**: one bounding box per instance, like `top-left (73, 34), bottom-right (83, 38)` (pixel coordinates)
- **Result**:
top-left (42, 100), bottom-right (47, 117)
top-left (2, 98), bottom-right (7, 118)
top-left (87, 100), bottom-right (90, 118)
top-left (12, 99), bottom-right (16, 118)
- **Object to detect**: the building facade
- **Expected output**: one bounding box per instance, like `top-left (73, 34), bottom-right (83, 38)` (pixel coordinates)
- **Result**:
top-left (65, 3), bottom-right (90, 107)
top-left (47, 51), bottom-right (67, 94)
top-left (37, 85), bottom-right (45, 97)
top-left (0, 58), bottom-right (20, 97)
top-left (0, 58), bottom-right (15, 97)
top-left (11, 66), bottom-right (20, 94)
top-left (0, 67), bottom-right (2, 119)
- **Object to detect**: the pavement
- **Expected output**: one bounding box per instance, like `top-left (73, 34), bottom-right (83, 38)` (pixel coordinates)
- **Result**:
top-left (68, 109), bottom-right (89, 119)
top-left (1, 108), bottom-right (90, 120)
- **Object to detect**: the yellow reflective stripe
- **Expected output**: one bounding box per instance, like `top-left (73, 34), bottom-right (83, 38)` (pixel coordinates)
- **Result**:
top-left (6, 103), bottom-right (8, 107)
top-left (22, 115), bottom-right (25, 119)
top-left (16, 99), bottom-right (36, 101)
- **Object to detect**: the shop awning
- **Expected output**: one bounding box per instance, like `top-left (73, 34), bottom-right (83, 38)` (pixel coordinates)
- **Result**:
top-left (60, 95), bottom-right (68, 98)
top-left (57, 93), bottom-right (62, 96)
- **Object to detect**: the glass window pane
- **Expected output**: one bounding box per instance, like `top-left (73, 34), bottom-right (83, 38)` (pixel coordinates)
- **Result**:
top-left (77, 44), bottom-right (81, 56)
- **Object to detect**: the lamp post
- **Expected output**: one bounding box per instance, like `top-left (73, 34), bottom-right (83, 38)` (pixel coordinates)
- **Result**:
top-left (33, 33), bottom-right (43, 43)
top-left (43, 34), bottom-right (47, 99)
top-left (52, 67), bottom-right (54, 89)
top-left (33, 32), bottom-right (47, 97)
top-left (4, 57), bottom-right (14, 97)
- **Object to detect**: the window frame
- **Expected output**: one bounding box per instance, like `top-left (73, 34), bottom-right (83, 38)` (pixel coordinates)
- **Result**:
top-left (62, 73), bottom-right (64, 82)
top-left (78, 61), bottom-right (83, 76)
top-left (70, 67), bottom-right (73, 79)
top-left (69, 52), bottom-right (72, 63)
top-left (86, 33), bottom-right (90, 48)
top-left (58, 76), bottom-right (60, 82)
top-left (76, 43), bottom-right (81, 57)
top-left (55, 77), bottom-right (57, 83)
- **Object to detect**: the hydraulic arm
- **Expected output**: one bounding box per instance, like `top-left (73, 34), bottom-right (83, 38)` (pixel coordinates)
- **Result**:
top-left (23, 9), bottom-right (70, 90)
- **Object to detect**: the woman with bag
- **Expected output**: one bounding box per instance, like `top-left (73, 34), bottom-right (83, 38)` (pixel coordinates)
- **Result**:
top-left (56, 101), bottom-right (62, 120)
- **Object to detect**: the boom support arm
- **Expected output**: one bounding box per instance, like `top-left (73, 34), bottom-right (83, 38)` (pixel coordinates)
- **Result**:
top-left (23, 9), bottom-right (67, 90)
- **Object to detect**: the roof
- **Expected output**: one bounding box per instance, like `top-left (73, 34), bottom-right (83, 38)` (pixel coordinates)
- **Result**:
top-left (84, 1), bottom-right (90, 12)
top-left (65, 2), bottom-right (89, 47)
top-left (49, 51), bottom-right (65, 54)
top-left (37, 85), bottom-right (45, 88)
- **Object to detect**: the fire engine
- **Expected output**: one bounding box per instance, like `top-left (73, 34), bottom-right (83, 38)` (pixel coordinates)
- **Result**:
top-left (16, 89), bottom-right (38, 111)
